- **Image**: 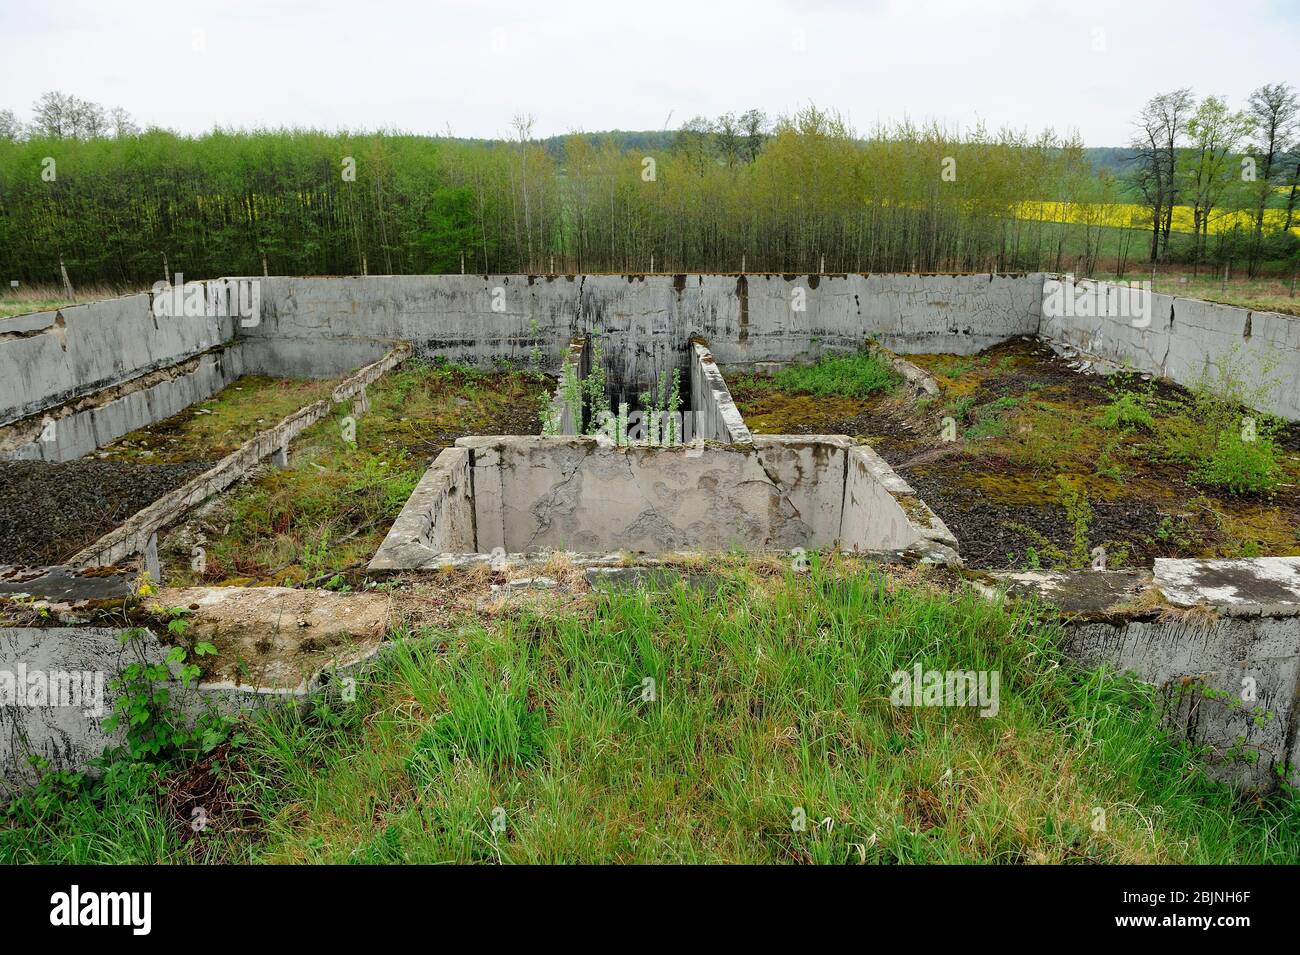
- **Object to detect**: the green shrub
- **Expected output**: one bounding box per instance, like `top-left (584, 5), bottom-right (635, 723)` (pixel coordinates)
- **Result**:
top-left (1191, 428), bottom-right (1282, 495)
top-left (770, 351), bottom-right (900, 398)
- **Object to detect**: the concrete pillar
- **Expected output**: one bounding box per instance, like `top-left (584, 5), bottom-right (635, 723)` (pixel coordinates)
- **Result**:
top-left (272, 444), bottom-right (289, 467)
top-left (144, 533), bottom-right (161, 583)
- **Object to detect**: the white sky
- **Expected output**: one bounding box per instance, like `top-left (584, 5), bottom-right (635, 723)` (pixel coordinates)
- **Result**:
top-left (2, 0), bottom-right (1297, 145)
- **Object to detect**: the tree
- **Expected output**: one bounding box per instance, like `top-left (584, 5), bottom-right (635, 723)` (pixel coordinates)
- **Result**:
top-left (1179, 95), bottom-right (1251, 273)
top-left (1245, 82), bottom-right (1298, 274)
top-left (739, 109), bottom-right (768, 162)
top-left (0, 109), bottom-right (22, 142)
top-left (1128, 88), bottom-right (1194, 262)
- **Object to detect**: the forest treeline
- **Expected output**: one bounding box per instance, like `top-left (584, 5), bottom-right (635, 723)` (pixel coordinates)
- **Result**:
top-left (0, 93), bottom-right (1296, 286)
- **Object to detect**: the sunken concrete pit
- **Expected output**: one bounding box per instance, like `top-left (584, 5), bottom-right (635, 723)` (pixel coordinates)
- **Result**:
top-left (369, 435), bottom-right (959, 570)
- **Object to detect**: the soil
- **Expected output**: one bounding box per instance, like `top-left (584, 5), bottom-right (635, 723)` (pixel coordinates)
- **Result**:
top-left (0, 459), bottom-right (210, 565)
top-left (731, 338), bottom-right (1300, 570)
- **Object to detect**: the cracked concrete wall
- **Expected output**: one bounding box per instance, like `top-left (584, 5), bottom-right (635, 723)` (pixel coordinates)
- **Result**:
top-left (379, 435), bottom-right (951, 561)
top-left (460, 435), bottom-right (825, 554)
top-left (993, 558), bottom-right (1300, 791)
top-left (0, 625), bottom-right (163, 792)
top-left (0, 291), bottom-right (237, 427)
top-left (1062, 614), bottom-right (1300, 791)
top-left (1039, 276), bottom-right (1300, 420)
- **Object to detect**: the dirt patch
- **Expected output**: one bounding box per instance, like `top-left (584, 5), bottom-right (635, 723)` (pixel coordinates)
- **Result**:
top-left (0, 459), bottom-right (209, 565)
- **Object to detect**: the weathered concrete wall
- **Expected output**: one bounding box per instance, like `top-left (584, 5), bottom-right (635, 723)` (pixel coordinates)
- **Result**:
top-left (372, 434), bottom-right (958, 566)
top-left (841, 444), bottom-right (960, 563)
top-left (992, 557), bottom-right (1300, 791)
top-left (1039, 275), bottom-right (1300, 420)
top-left (690, 339), bottom-right (753, 444)
top-left (0, 346), bottom-right (245, 462)
top-left (0, 291), bottom-right (237, 427)
top-left (1, 586), bottom-right (392, 792)
top-left (369, 447), bottom-right (474, 570)
top-left (70, 345), bottom-right (409, 567)
top-left (242, 273), bottom-right (1046, 376)
top-left (0, 626), bottom-right (163, 791)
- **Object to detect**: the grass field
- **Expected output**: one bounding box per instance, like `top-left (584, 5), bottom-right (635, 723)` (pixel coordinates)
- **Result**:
top-left (2, 560), bottom-right (1297, 864)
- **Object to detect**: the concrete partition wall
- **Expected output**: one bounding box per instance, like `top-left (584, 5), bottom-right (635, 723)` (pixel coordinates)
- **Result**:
top-left (1039, 276), bottom-right (1300, 420)
top-left (0, 347), bottom-right (246, 462)
top-left (689, 339), bottom-right (752, 443)
top-left (0, 292), bottom-right (236, 426)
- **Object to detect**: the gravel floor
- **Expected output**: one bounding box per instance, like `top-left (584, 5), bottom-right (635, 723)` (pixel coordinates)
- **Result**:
top-left (0, 459), bottom-right (210, 565)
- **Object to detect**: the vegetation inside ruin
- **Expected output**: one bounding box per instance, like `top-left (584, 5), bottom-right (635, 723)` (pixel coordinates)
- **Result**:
top-left (159, 359), bottom-right (550, 588)
top-left (731, 340), bottom-right (1300, 568)
top-left (100, 375), bottom-right (340, 464)
top-left (3, 559), bottom-right (1296, 864)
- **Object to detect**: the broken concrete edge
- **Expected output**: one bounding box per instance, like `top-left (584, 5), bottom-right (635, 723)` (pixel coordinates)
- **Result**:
top-left (982, 558), bottom-right (1300, 623)
top-left (844, 443), bottom-right (961, 564)
top-left (690, 339), bottom-right (753, 444)
top-left (61, 344), bottom-right (411, 569)
top-left (971, 563), bottom-right (1300, 792)
top-left (866, 340), bottom-right (941, 396)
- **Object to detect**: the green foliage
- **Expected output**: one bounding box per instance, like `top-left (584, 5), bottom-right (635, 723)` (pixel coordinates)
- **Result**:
top-left (766, 351), bottom-right (901, 399)
top-left (5, 563), bottom-right (1300, 863)
top-left (1192, 427), bottom-right (1283, 495)
top-left (103, 621), bottom-right (227, 762)
top-left (1095, 388), bottom-right (1156, 432)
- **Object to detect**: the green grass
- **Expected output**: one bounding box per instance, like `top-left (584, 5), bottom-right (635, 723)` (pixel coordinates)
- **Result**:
top-left (5, 560), bottom-right (1296, 864)
top-left (743, 351), bottom-right (901, 400)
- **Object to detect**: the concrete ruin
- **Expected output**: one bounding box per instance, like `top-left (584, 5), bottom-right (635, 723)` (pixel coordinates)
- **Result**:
top-left (3, 271), bottom-right (1299, 794)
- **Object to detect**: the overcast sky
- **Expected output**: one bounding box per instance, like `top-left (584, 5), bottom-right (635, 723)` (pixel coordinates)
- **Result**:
top-left (2, 0), bottom-right (1297, 145)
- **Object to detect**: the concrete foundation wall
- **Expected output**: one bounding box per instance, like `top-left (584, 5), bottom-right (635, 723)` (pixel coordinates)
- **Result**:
top-left (993, 557), bottom-right (1300, 791)
top-left (0, 346), bottom-right (245, 462)
top-left (1039, 276), bottom-right (1300, 420)
top-left (371, 434), bottom-right (960, 567)
top-left (369, 447), bottom-right (474, 570)
top-left (241, 273), bottom-right (1047, 378)
top-left (690, 340), bottom-right (753, 444)
top-left (0, 291), bottom-right (237, 427)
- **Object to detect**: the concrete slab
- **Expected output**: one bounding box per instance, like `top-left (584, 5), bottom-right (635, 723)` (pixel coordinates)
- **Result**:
top-left (1156, 557), bottom-right (1300, 613)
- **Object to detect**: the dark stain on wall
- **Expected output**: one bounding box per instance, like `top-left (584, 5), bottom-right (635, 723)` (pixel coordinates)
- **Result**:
top-left (737, 274), bottom-right (749, 343)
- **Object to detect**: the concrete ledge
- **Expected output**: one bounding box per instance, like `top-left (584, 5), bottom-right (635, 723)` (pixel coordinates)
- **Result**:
top-left (987, 562), bottom-right (1300, 792)
top-left (0, 290), bottom-right (236, 427)
top-left (1, 585), bottom-right (393, 791)
top-left (0, 344), bottom-right (245, 462)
